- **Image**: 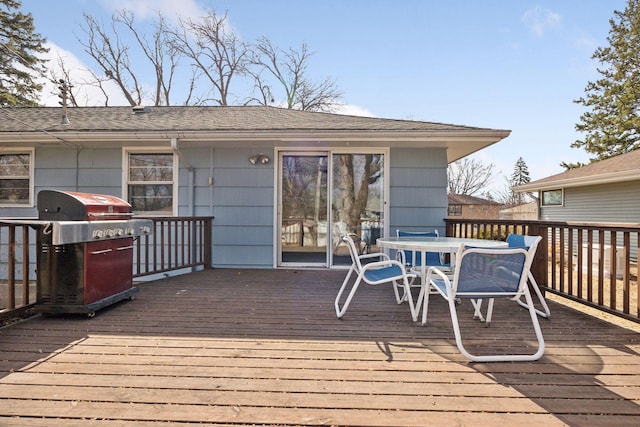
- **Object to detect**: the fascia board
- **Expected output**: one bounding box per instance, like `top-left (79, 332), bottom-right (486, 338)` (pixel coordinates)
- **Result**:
top-left (515, 170), bottom-right (640, 192)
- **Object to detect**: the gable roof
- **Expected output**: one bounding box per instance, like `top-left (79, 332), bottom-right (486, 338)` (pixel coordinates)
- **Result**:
top-left (0, 106), bottom-right (510, 162)
top-left (514, 149), bottom-right (640, 192)
top-left (448, 193), bottom-right (500, 206)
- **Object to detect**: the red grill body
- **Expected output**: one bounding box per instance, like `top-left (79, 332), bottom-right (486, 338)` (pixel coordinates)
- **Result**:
top-left (36, 190), bottom-right (151, 316)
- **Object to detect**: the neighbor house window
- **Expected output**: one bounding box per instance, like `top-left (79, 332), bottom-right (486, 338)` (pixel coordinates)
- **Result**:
top-left (125, 151), bottom-right (176, 215)
top-left (448, 204), bottom-right (462, 216)
top-left (0, 151), bottom-right (33, 206)
top-left (541, 189), bottom-right (563, 206)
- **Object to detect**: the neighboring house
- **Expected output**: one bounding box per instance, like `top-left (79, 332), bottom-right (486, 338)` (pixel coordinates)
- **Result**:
top-left (513, 149), bottom-right (640, 223)
top-left (0, 106), bottom-right (510, 269)
top-left (499, 201), bottom-right (538, 220)
top-left (447, 193), bottom-right (501, 220)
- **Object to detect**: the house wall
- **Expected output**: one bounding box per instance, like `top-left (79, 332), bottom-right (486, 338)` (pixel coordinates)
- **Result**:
top-left (206, 147), bottom-right (274, 268)
top-left (539, 180), bottom-right (640, 223)
top-left (389, 148), bottom-right (448, 235)
top-left (1, 144), bottom-right (449, 271)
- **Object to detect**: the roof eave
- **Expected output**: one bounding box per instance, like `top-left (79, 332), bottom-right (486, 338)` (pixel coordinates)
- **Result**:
top-left (0, 128), bottom-right (510, 144)
top-left (514, 170), bottom-right (640, 192)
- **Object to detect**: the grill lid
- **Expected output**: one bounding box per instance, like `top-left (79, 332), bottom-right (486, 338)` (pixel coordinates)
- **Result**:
top-left (38, 190), bottom-right (132, 221)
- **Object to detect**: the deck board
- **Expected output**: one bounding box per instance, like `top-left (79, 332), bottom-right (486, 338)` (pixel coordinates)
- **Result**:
top-left (1, 268), bottom-right (639, 426)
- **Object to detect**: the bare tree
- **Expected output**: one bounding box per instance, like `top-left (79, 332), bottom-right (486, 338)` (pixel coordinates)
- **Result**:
top-left (70, 8), bottom-right (341, 109)
top-left (168, 10), bottom-right (249, 106)
top-left (447, 157), bottom-right (496, 196)
top-left (77, 10), bottom-right (182, 106)
top-left (249, 37), bottom-right (342, 111)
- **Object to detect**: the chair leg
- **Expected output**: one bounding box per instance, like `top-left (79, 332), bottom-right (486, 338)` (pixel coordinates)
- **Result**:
top-left (516, 272), bottom-right (551, 319)
top-left (420, 284), bottom-right (432, 326)
top-left (485, 299), bottom-right (495, 325)
top-left (397, 276), bottom-right (418, 322)
top-left (392, 280), bottom-right (405, 304)
top-left (471, 299), bottom-right (485, 321)
top-left (448, 290), bottom-right (545, 362)
top-left (335, 266), bottom-right (363, 318)
top-left (393, 271), bottom-right (419, 304)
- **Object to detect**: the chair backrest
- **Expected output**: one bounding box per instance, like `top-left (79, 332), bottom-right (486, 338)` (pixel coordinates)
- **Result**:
top-left (506, 233), bottom-right (542, 261)
top-left (342, 234), bottom-right (364, 272)
top-left (506, 233), bottom-right (540, 250)
top-left (397, 230), bottom-right (438, 238)
top-left (396, 230), bottom-right (440, 265)
top-left (452, 246), bottom-right (531, 299)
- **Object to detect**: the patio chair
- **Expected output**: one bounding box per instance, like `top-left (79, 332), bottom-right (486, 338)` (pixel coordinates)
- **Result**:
top-left (469, 234), bottom-right (548, 322)
top-left (393, 230), bottom-right (451, 304)
top-left (335, 233), bottom-right (419, 322)
top-left (506, 233), bottom-right (550, 319)
top-left (419, 245), bottom-right (545, 362)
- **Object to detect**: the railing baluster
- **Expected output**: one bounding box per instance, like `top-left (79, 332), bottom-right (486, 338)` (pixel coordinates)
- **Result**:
top-left (7, 226), bottom-right (16, 310)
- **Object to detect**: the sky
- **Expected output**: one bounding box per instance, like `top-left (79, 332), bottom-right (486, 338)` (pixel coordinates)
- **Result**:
top-left (20, 0), bottom-right (630, 192)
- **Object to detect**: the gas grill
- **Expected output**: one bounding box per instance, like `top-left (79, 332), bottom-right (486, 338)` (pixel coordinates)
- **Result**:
top-left (35, 190), bottom-right (152, 316)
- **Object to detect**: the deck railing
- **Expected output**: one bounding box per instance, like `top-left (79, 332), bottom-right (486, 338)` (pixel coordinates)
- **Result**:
top-left (446, 218), bottom-right (640, 323)
top-left (0, 216), bottom-right (213, 319)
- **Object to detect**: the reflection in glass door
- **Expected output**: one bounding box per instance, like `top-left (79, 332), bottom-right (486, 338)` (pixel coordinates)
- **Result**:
top-left (279, 154), bottom-right (329, 266)
top-left (331, 153), bottom-right (385, 266)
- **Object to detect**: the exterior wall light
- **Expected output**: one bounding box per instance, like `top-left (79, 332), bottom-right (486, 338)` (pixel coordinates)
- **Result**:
top-left (249, 154), bottom-right (270, 165)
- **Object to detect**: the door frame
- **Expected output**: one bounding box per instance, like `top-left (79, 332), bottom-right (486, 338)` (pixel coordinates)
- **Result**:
top-left (274, 147), bottom-right (390, 269)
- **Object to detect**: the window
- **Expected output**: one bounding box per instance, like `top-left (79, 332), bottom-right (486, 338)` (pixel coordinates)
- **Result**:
top-left (0, 151), bottom-right (33, 206)
top-left (541, 189), bottom-right (563, 206)
top-left (448, 204), bottom-right (462, 216)
top-left (125, 151), bottom-right (176, 215)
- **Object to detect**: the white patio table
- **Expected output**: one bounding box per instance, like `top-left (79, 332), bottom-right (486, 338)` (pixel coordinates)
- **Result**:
top-left (377, 235), bottom-right (508, 278)
top-left (377, 236), bottom-right (509, 319)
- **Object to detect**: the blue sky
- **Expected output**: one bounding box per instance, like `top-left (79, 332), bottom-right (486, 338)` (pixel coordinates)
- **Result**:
top-left (21, 0), bottom-right (628, 190)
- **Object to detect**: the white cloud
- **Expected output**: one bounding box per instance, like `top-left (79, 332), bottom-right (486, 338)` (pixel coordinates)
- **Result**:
top-left (522, 6), bottom-right (562, 38)
top-left (333, 103), bottom-right (374, 117)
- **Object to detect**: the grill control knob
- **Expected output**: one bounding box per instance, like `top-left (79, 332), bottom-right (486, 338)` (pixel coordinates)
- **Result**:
top-left (125, 227), bottom-right (135, 235)
top-left (114, 228), bottom-right (124, 236)
top-left (105, 229), bottom-right (115, 238)
top-left (92, 229), bottom-right (104, 239)
top-left (141, 226), bottom-right (151, 234)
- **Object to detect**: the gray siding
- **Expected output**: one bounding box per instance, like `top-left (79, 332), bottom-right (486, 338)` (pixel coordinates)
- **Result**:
top-left (540, 181), bottom-right (640, 223)
top-left (389, 147), bottom-right (448, 235)
top-left (208, 148), bottom-right (274, 268)
top-left (2, 145), bottom-right (450, 272)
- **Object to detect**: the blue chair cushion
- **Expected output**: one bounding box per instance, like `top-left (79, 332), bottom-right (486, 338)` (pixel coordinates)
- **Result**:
top-left (364, 264), bottom-right (404, 282)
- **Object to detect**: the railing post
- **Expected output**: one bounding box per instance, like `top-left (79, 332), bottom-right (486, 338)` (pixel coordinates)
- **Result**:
top-left (204, 217), bottom-right (212, 268)
top-left (528, 222), bottom-right (548, 294)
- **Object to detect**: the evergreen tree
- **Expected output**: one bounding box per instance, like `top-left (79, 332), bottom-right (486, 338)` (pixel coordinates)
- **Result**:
top-left (573, 0), bottom-right (640, 160)
top-left (0, 0), bottom-right (48, 106)
top-left (510, 157), bottom-right (531, 206)
top-left (510, 157), bottom-right (531, 187)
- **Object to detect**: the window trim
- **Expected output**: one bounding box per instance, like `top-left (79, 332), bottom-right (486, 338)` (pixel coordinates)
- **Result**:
top-left (0, 148), bottom-right (34, 207)
top-left (448, 204), bottom-right (462, 216)
top-left (122, 147), bottom-right (178, 216)
top-left (540, 189), bottom-right (564, 207)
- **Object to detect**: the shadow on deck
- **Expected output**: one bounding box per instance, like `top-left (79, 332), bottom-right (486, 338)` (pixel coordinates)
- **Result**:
top-left (0, 268), bottom-right (639, 426)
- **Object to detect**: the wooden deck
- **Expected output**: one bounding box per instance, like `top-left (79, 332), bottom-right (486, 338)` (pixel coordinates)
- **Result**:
top-left (0, 268), bottom-right (639, 426)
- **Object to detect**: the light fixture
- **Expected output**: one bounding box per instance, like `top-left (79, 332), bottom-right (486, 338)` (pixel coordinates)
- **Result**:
top-left (249, 154), bottom-right (270, 165)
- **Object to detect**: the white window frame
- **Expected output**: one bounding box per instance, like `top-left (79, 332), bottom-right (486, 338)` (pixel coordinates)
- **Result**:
top-left (0, 148), bottom-right (34, 207)
top-left (541, 189), bottom-right (563, 207)
top-left (122, 147), bottom-right (178, 216)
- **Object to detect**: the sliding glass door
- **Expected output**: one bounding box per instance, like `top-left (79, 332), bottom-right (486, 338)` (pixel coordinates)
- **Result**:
top-left (277, 151), bottom-right (385, 268)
